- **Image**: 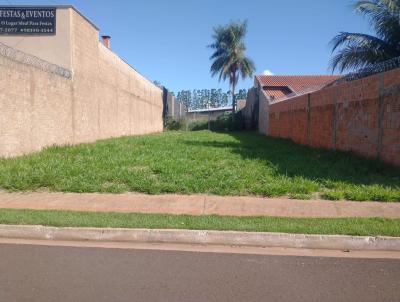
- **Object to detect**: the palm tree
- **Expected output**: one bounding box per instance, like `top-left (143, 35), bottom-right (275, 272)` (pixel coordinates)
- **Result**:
top-left (209, 20), bottom-right (255, 115)
top-left (330, 0), bottom-right (400, 72)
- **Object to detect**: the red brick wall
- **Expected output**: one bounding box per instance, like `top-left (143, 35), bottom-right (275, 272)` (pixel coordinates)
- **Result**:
top-left (267, 68), bottom-right (400, 166)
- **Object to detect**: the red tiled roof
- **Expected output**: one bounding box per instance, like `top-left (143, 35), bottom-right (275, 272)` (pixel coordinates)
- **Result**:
top-left (256, 75), bottom-right (341, 100)
top-left (265, 86), bottom-right (293, 100)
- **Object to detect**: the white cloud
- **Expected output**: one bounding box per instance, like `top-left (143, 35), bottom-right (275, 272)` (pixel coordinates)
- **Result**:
top-left (263, 69), bottom-right (274, 76)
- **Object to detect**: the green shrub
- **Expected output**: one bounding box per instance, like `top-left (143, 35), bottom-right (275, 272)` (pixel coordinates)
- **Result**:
top-left (165, 117), bottom-right (186, 131)
top-left (212, 112), bottom-right (244, 131)
top-left (187, 119), bottom-right (208, 131)
top-left (186, 112), bottom-right (244, 132)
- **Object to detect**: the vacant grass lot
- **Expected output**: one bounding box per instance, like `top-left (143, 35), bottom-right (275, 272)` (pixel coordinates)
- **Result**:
top-left (0, 209), bottom-right (399, 236)
top-left (0, 131), bottom-right (399, 201)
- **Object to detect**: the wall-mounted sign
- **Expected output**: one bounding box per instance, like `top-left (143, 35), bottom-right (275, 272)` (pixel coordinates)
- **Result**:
top-left (0, 7), bottom-right (56, 35)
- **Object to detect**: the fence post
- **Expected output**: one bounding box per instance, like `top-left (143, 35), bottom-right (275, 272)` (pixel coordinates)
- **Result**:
top-left (332, 89), bottom-right (339, 150)
top-left (162, 87), bottom-right (168, 129)
top-left (306, 93), bottom-right (311, 145)
top-left (377, 73), bottom-right (386, 160)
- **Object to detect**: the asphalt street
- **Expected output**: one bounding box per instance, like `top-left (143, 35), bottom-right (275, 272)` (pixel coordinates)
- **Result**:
top-left (0, 243), bottom-right (399, 302)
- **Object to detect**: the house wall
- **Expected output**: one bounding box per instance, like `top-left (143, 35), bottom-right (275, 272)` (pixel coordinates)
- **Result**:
top-left (242, 88), bottom-right (258, 129)
top-left (263, 68), bottom-right (400, 166)
top-left (0, 7), bottom-right (163, 157)
top-left (258, 87), bottom-right (270, 135)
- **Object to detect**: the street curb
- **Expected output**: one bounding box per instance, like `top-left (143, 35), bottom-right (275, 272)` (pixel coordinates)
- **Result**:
top-left (0, 224), bottom-right (399, 251)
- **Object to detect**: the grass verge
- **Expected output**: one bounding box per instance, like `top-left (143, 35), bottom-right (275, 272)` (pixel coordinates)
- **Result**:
top-left (0, 209), bottom-right (399, 237)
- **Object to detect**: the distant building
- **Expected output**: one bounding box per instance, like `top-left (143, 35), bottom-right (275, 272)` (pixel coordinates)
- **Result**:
top-left (186, 99), bottom-right (246, 121)
top-left (186, 106), bottom-right (232, 121)
top-left (165, 89), bottom-right (187, 120)
top-left (255, 75), bottom-right (340, 102)
top-left (242, 74), bottom-right (341, 130)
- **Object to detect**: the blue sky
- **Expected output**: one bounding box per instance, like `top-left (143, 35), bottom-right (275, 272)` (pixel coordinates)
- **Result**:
top-left (2, 0), bottom-right (372, 93)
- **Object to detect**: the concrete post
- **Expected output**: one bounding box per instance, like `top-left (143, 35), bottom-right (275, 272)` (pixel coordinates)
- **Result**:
top-left (332, 90), bottom-right (339, 150)
top-left (306, 93), bottom-right (311, 145)
top-left (377, 73), bottom-right (386, 160)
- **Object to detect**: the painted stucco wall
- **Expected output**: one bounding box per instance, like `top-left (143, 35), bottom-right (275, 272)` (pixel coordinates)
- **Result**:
top-left (0, 52), bottom-right (73, 156)
top-left (0, 7), bottom-right (163, 157)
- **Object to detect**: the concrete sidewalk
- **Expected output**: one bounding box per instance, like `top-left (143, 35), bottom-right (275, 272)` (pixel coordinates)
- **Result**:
top-left (0, 192), bottom-right (399, 218)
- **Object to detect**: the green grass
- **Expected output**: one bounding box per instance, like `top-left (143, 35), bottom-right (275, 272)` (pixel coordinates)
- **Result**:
top-left (0, 209), bottom-right (399, 236)
top-left (0, 131), bottom-right (399, 201)
top-left (289, 193), bottom-right (313, 200)
top-left (321, 191), bottom-right (345, 201)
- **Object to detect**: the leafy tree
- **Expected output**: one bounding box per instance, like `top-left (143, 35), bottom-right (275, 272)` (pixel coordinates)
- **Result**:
top-left (208, 20), bottom-right (255, 115)
top-left (176, 89), bottom-right (237, 109)
top-left (221, 89), bottom-right (229, 107)
top-left (153, 80), bottom-right (162, 88)
top-left (177, 90), bottom-right (192, 109)
top-left (330, 0), bottom-right (400, 72)
top-left (210, 89), bottom-right (218, 107)
top-left (236, 89), bottom-right (248, 100)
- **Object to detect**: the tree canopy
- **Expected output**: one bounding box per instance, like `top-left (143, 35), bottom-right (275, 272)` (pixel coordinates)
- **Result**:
top-left (330, 0), bottom-right (400, 72)
top-left (209, 20), bottom-right (255, 113)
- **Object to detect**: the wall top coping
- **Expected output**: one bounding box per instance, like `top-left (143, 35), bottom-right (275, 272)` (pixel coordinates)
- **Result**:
top-left (0, 41), bottom-right (73, 79)
top-left (0, 5), bottom-right (99, 31)
top-left (98, 43), bottom-right (163, 92)
top-left (188, 107), bottom-right (232, 113)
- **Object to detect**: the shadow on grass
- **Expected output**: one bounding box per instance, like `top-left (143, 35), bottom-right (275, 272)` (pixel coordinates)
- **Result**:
top-left (182, 131), bottom-right (400, 189)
